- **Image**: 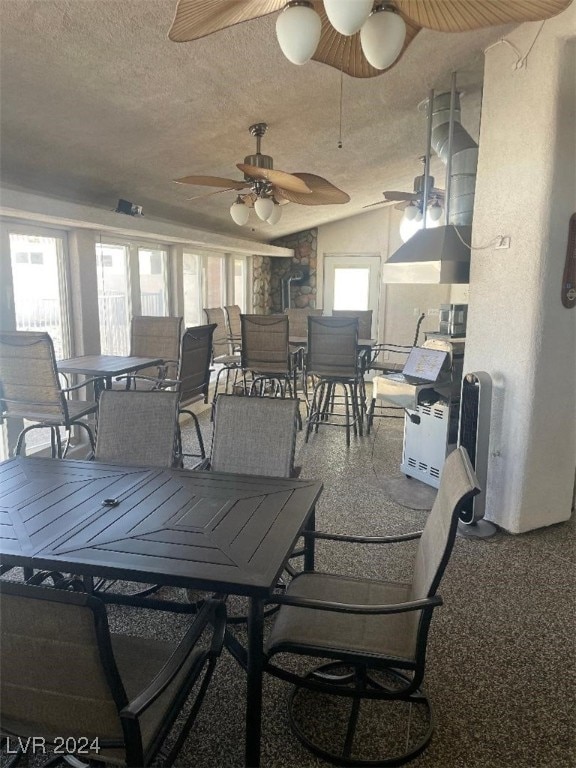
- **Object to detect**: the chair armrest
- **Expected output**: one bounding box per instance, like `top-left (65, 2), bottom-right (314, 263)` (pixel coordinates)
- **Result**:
top-left (192, 458), bottom-right (211, 471)
top-left (309, 529), bottom-right (422, 544)
top-left (120, 599), bottom-right (226, 720)
top-left (62, 377), bottom-right (102, 394)
top-left (265, 591), bottom-right (442, 615)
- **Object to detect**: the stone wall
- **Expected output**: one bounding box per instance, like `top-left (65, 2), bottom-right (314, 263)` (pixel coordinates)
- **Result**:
top-left (252, 255), bottom-right (271, 314)
top-left (270, 228), bottom-right (318, 313)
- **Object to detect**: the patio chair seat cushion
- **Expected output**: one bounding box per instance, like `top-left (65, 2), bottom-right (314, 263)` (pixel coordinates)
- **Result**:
top-left (266, 572), bottom-right (417, 664)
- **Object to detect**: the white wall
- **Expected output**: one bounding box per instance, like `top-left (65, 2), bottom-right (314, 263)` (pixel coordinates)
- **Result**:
top-left (317, 205), bottom-right (453, 344)
top-left (466, 7), bottom-right (576, 531)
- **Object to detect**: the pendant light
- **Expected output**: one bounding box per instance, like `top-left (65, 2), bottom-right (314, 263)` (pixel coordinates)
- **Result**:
top-left (403, 202), bottom-right (419, 221)
top-left (267, 202), bottom-right (283, 225)
top-left (276, 2), bottom-right (321, 66)
top-left (360, 4), bottom-right (406, 70)
top-left (428, 200), bottom-right (444, 222)
top-left (323, 0), bottom-right (373, 36)
top-left (230, 196), bottom-right (249, 226)
top-left (254, 195), bottom-right (275, 222)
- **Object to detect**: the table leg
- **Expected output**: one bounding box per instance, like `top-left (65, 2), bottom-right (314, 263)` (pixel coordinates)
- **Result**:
top-left (303, 506), bottom-right (316, 572)
top-left (246, 597), bottom-right (265, 767)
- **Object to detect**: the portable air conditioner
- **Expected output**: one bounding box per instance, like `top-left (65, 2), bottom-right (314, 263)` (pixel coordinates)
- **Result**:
top-left (457, 371), bottom-right (495, 537)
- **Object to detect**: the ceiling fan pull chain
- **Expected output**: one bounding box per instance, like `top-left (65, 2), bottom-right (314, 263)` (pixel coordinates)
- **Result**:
top-left (338, 66), bottom-right (344, 149)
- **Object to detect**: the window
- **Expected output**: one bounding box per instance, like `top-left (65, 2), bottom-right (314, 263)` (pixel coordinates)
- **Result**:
top-left (203, 254), bottom-right (225, 308)
top-left (9, 232), bottom-right (70, 359)
top-left (96, 242), bottom-right (131, 355)
top-left (233, 257), bottom-right (247, 311)
top-left (183, 252), bottom-right (202, 326)
top-left (138, 247), bottom-right (168, 316)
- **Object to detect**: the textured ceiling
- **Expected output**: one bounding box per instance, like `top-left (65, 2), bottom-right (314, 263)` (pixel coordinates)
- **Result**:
top-left (0, 0), bottom-right (515, 243)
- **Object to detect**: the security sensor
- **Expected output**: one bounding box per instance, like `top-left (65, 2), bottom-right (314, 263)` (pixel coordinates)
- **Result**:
top-left (115, 199), bottom-right (144, 216)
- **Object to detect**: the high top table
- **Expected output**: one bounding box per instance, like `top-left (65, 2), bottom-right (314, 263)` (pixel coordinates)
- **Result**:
top-left (0, 456), bottom-right (322, 767)
top-left (57, 354), bottom-right (164, 394)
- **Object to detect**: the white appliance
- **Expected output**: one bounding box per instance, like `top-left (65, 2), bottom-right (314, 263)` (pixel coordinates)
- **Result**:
top-left (401, 402), bottom-right (451, 488)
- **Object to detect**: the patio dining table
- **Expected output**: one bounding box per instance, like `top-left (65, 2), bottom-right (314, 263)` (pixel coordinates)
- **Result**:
top-left (57, 354), bottom-right (164, 395)
top-left (0, 456), bottom-right (323, 767)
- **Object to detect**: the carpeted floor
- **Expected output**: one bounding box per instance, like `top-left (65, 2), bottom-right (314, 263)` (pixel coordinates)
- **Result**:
top-left (3, 402), bottom-right (575, 767)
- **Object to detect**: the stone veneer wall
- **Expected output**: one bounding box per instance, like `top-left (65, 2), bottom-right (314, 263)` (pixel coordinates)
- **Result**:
top-left (269, 228), bottom-right (318, 313)
top-left (251, 255), bottom-right (271, 314)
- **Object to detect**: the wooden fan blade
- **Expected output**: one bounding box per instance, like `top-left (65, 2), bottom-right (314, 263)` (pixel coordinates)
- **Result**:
top-left (383, 191), bottom-right (419, 202)
top-left (431, 187), bottom-right (445, 200)
top-left (184, 187), bottom-right (240, 202)
top-left (236, 164), bottom-right (312, 194)
top-left (174, 174), bottom-right (247, 189)
top-left (168, 0), bottom-right (284, 42)
top-left (275, 173), bottom-right (350, 206)
top-left (312, 3), bottom-right (420, 78)
top-left (395, 0), bottom-right (571, 32)
top-left (362, 199), bottom-right (397, 210)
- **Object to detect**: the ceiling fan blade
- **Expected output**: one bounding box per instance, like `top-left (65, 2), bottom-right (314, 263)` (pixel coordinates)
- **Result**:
top-left (431, 187), bottom-right (445, 200)
top-left (362, 199), bottom-right (397, 210)
top-left (276, 173), bottom-right (350, 206)
top-left (395, 0), bottom-right (571, 32)
top-left (312, 3), bottom-right (420, 78)
top-left (383, 191), bottom-right (419, 202)
top-left (184, 187), bottom-right (240, 202)
top-left (168, 0), bottom-right (284, 42)
top-left (237, 164), bottom-right (312, 194)
top-left (174, 174), bottom-right (247, 189)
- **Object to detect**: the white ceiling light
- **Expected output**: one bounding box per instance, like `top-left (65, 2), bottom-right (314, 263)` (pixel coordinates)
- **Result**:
top-left (230, 197), bottom-right (249, 226)
top-left (403, 202), bottom-right (419, 221)
top-left (254, 195), bottom-right (275, 221)
top-left (360, 4), bottom-right (406, 70)
top-left (428, 200), bottom-right (443, 221)
top-left (276, 2), bottom-right (321, 66)
top-left (267, 203), bottom-right (283, 225)
top-left (323, 0), bottom-right (373, 36)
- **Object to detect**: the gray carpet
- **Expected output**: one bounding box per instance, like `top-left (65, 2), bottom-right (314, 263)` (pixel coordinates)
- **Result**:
top-left (3, 401), bottom-right (575, 768)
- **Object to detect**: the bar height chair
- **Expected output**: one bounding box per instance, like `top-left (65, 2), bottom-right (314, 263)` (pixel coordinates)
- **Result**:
top-left (203, 307), bottom-right (242, 411)
top-left (115, 315), bottom-right (183, 388)
top-left (240, 313), bottom-right (299, 399)
top-left (0, 330), bottom-right (97, 458)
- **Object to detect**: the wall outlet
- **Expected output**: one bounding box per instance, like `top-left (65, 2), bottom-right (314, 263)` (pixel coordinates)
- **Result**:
top-left (496, 236), bottom-right (511, 249)
top-left (413, 307), bottom-right (421, 317)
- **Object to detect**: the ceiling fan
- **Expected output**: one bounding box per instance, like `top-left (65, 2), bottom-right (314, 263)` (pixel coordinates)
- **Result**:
top-left (174, 122), bottom-right (350, 226)
top-left (364, 157), bottom-right (444, 216)
top-left (168, 0), bottom-right (571, 79)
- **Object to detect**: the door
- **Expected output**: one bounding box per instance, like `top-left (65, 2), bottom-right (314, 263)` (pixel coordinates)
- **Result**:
top-left (323, 255), bottom-right (380, 338)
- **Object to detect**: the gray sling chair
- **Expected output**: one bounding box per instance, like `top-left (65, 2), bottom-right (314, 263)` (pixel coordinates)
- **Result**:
top-left (262, 447), bottom-right (480, 767)
top-left (223, 304), bottom-right (242, 351)
top-left (0, 330), bottom-right (97, 458)
top-left (113, 315), bottom-right (183, 389)
top-left (203, 308), bottom-right (242, 415)
top-left (0, 581), bottom-right (225, 768)
top-left (189, 394), bottom-right (301, 622)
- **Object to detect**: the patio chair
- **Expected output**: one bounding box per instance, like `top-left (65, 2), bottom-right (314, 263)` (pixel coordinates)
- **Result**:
top-left (116, 315), bottom-right (183, 388)
top-left (224, 304), bottom-right (242, 351)
top-left (305, 315), bottom-right (364, 446)
top-left (94, 389), bottom-right (181, 468)
top-left (0, 330), bottom-right (97, 458)
top-left (203, 307), bottom-right (242, 408)
top-left (0, 580), bottom-right (225, 768)
top-left (332, 309), bottom-right (373, 339)
top-left (263, 446), bottom-right (480, 766)
top-left (284, 307), bottom-right (323, 338)
top-left (240, 314), bottom-right (299, 399)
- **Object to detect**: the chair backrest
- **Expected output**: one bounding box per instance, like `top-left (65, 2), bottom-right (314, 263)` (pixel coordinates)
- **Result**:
top-left (203, 307), bottom-right (230, 359)
top-left (332, 309), bottom-right (373, 339)
top-left (224, 305), bottom-right (242, 341)
top-left (178, 324), bottom-right (216, 406)
top-left (0, 581), bottom-right (128, 750)
top-left (211, 394), bottom-right (298, 477)
top-left (241, 314), bottom-right (290, 375)
top-left (0, 331), bottom-right (66, 420)
top-left (411, 446), bottom-right (480, 604)
top-left (284, 307), bottom-right (323, 338)
top-left (130, 316), bottom-right (183, 378)
top-left (95, 389), bottom-right (180, 467)
top-left (307, 316), bottom-right (359, 378)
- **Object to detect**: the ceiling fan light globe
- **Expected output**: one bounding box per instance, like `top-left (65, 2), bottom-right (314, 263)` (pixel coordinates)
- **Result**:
top-left (276, 2), bottom-right (321, 65)
top-left (230, 200), bottom-right (249, 226)
top-left (255, 196), bottom-right (275, 221)
top-left (404, 202), bottom-right (418, 221)
top-left (400, 215), bottom-right (423, 243)
top-left (360, 7), bottom-right (406, 70)
top-left (428, 201), bottom-right (443, 221)
top-left (323, 0), bottom-right (373, 35)
top-left (267, 203), bottom-right (283, 225)
top-left (414, 208), bottom-right (423, 223)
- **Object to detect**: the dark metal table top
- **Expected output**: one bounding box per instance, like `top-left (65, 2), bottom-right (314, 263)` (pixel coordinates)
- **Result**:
top-left (57, 354), bottom-right (164, 378)
top-left (289, 336), bottom-right (376, 348)
top-left (0, 457), bottom-right (323, 596)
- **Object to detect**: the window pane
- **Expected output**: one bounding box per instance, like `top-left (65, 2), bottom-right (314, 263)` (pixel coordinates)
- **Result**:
top-left (234, 258), bottom-right (246, 311)
top-left (96, 243), bottom-right (130, 355)
top-left (138, 248), bottom-right (168, 316)
top-left (203, 255), bottom-right (224, 308)
top-left (9, 233), bottom-right (68, 359)
top-left (183, 252), bottom-right (202, 326)
top-left (333, 268), bottom-right (370, 311)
